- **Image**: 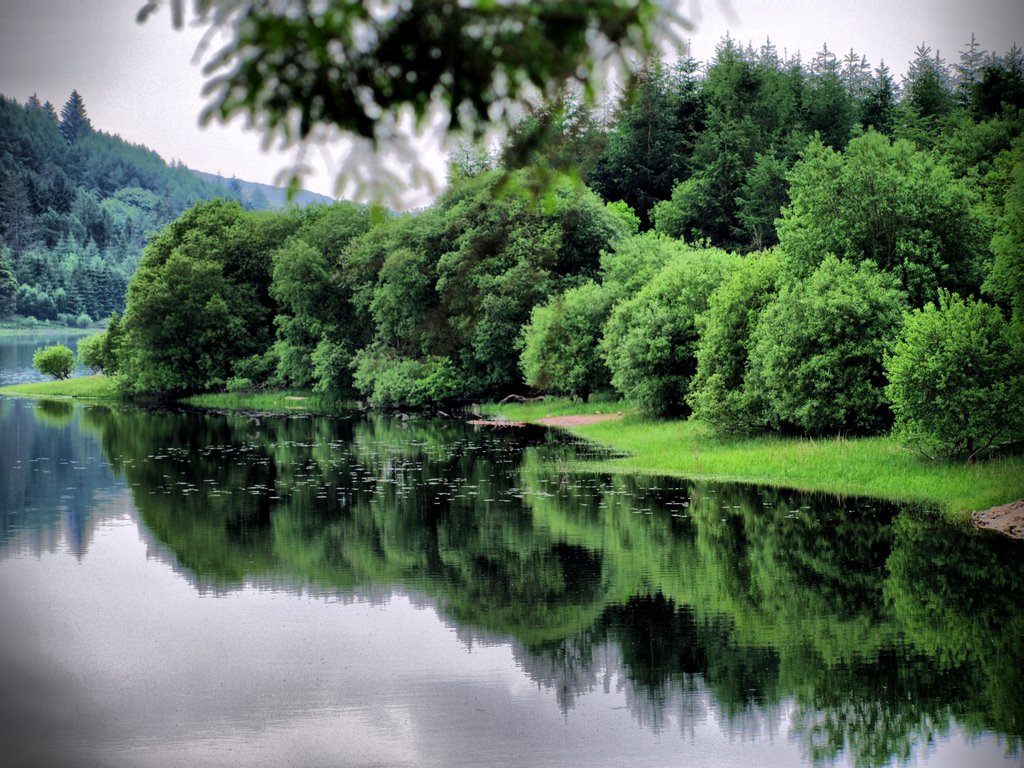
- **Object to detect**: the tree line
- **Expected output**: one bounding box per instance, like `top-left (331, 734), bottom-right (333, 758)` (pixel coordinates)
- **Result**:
top-left (82, 35), bottom-right (1024, 460)
top-left (0, 90), bottom-right (273, 325)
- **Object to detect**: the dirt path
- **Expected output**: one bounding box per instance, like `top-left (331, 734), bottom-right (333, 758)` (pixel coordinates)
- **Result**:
top-left (972, 499), bottom-right (1024, 539)
top-left (534, 413), bottom-right (624, 428)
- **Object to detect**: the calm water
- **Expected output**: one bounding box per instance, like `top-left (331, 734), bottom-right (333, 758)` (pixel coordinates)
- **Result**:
top-left (0, 330), bottom-right (90, 386)
top-left (0, 338), bottom-right (1021, 767)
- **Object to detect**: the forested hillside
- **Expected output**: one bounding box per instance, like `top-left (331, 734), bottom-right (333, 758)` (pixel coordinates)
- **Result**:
top-left (0, 91), bottom-right (282, 324)
top-left (94, 36), bottom-right (1024, 456)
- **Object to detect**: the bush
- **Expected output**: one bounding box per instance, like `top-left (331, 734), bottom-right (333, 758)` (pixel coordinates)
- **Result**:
top-left (225, 376), bottom-right (254, 393)
top-left (352, 345), bottom-right (462, 408)
top-left (602, 247), bottom-right (739, 417)
top-left (884, 293), bottom-right (1024, 460)
top-left (33, 344), bottom-right (76, 380)
top-left (519, 281), bottom-right (613, 402)
top-left (75, 313), bottom-right (92, 328)
top-left (76, 313), bottom-right (123, 376)
top-left (77, 332), bottom-right (108, 373)
top-left (688, 250), bottom-right (781, 433)
top-left (747, 256), bottom-right (905, 435)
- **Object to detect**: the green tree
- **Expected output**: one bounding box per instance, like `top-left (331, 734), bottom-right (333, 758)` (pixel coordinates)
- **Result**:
top-left (776, 131), bottom-right (988, 307)
top-left (591, 57), bottom-right (704, 228)
top-left (0, 247), bottom-right (17, 317)
top-left (733, 150), bottom-right (789, 251)
top-left (33, 344), bottom-right (76, 380)
top-left (985, 149), bottom-right (1024, 328)
top-left (884, 293), bottom-right (1024, 461)
top-left (117, 200), bottom-right (300, 394)
top-left (861, 62), bottom-right (897, 135)
top-left (902, 44), bottom-right (954, 126)
top-left (434, 170), bottom-right (625, 395)
top-left (748, 256), bottom-right (905, 435)
top-left (651, 37), bottom-right (805, 251)
top-left (973, 45), bottom-right (1024, 119)
top-left (602, 247), bottom-right (739, 416)
top-left (58, 89), bottom-right (92, 145)
top-left (77, 332), bottom-right (107, 373)
top-left (804, 44), bottom-right (856, 149)
top-left (688, 250), bottom-right (781, 434)
top-left (519, 281), bottom-right (614, 402)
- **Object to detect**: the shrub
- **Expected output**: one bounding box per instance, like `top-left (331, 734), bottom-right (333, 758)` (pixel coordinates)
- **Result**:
top-left (519, 281), bottom-right (613, 402)
top-left (225, 376), bottom-right (254, 393)
top-left (747, 256), bottom-right (905, 435)
top-left (33, 344), bottom-right (76, 380)
top-left (352, 345), bottom-right (462, 408)
top-left (602, 248), bottom-right (739, 417)
top-left (688, 250), bottom-right (781, 433)
top-left (77, 333), bottom-right (108, 373)
top-left (884, 293), bottom-right (1024, 461)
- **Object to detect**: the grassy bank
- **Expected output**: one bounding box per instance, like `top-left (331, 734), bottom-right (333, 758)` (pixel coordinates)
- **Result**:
top-left (0, 378), bottom-right (342, 414)
top-left (482, 393), bottom-right (626, 421)
top-left (0, 322), bottom-right (98, 337)
top-left (484, 398), bottom-right (1024, 515)
top-left (181, 390), bottom-right (349, 414)
top-left (0, 374), bottom-right (121, 400)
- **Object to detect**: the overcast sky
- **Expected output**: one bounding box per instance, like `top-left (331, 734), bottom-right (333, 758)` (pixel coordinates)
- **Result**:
top-left (1, 0), bottom-right (1022, 206)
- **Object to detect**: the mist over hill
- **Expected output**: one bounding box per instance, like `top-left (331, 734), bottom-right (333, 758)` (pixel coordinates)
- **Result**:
top-left (191, 170), bottom-right (335, 209)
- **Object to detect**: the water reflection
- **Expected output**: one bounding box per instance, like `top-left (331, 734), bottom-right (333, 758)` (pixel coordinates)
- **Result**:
top-left (1, 397), bottom-right (1021, 766)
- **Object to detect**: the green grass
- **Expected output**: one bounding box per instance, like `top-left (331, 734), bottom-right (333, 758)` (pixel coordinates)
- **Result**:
top-left (182, 389), bottom-right (350, 414)
top-left (480, 393), bottom-right (628, 421)
top-left (0, 374), bottom-right (121, 400)
top-left (487, 403), bottom-right (1024, 515)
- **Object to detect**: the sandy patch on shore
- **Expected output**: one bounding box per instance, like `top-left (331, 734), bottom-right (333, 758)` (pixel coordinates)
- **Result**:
top-left (534, 413), bottom-right (624, 428)
top-left (972, 499), bottom-right (1024, 539)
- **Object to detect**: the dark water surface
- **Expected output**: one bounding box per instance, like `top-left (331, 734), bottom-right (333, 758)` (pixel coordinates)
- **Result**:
top-left (0, 384), bottom-right (1021, 766)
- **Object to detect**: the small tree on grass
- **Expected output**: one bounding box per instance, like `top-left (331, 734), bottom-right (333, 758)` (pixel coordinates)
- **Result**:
top-left (884, 292), bottom-right (1024, 461)
top-left (33, 344), bottom-right (76, 380)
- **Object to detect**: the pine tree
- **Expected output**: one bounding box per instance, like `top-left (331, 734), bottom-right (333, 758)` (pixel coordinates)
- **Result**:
top-left (903, 44), bottom-right (954, 121)
top-left (0, 247), bottom-right (18, 318)
top-left (59, 90), bottom-right (92, 144)
top-left (954, 33), bottom-right (987, 109)
top-left (862, 62), bottom-right (897, 134)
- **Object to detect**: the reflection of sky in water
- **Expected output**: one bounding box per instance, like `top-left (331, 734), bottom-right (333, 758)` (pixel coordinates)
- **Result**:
top-left (0, 332), bottom-right (90, 386)
top-left (0, 515), bottom-right (1017, 768)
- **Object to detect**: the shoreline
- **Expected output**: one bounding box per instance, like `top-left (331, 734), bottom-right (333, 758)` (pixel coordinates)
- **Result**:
top-left (4, 381), bottom-right (1022, 530)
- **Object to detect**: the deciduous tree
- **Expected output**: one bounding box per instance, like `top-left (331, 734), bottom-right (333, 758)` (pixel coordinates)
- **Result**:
top-left (884, 293), bottom-right (1024, 460)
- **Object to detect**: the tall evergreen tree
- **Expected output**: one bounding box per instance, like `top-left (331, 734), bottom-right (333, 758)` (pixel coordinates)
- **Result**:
top-left (862, 62), bottom-right (897, 134)
top-left (0, 247), bottom-right (18, 318)
top-left (59, 90), bottom-right (92, 144)
top-left (903, 44), bottom-right (954, 123)
top-left (591, 57), bottom-right (703, 228)
top-left (974, 45), bottom-right (1024, 118)
top-left (954, 33), bottom-right (988, 110)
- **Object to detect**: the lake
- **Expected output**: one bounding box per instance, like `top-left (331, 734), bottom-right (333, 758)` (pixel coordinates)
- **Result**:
top-left (0, 333), bottom-right (1021, 767)
top-left (0, 329), bottom-right (90, 386)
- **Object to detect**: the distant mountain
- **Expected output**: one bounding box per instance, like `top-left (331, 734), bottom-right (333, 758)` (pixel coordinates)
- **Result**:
top-left (192, 170), bottom-right (335, 209)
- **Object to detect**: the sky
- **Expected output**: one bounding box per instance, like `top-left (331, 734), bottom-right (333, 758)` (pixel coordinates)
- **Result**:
top-left (1, 0), bottom-right (1022, 207)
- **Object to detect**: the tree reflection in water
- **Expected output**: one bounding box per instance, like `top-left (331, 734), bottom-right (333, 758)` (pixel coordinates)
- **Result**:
top-left (27, 403), bottom-right (1017, 766)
